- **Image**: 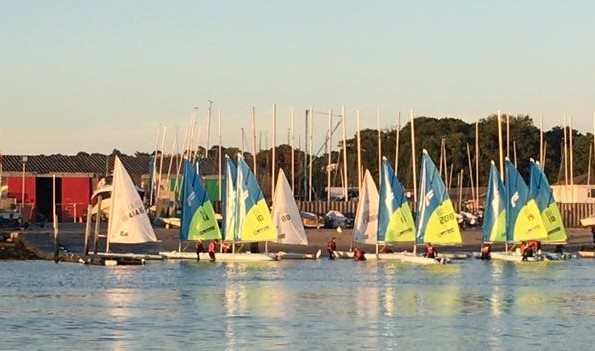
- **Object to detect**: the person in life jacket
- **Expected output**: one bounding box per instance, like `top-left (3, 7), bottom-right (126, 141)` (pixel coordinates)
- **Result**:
top-left (424, 243), bottom-right (437, 259)
top-left (521, 241), bottom-right (534, 261)
top-left (480, 243), bottom-right (491, 260)
top-left (353, 247), bottom-right (366, 261)
top-left (208, 240), bottom-right (218, 262)
top-left (528, 240), bottom-right (541, 254)
top-left (326, 237), bottom-right (337, 259)
top-left (195, 240), bottom-right (204, 262)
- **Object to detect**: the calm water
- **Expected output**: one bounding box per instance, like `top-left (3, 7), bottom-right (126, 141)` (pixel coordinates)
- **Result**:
top-left (1, 258), bottom-right (594, 350)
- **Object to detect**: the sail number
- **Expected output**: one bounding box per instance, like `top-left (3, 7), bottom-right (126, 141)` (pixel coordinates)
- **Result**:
top-left (281, 214), bottom-right (291, 222)
top-left (439, 213), bottom-right (455, 224)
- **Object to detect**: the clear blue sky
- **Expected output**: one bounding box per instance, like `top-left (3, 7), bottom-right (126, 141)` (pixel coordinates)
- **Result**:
top-left (1, 0), bottom-right (594, 155)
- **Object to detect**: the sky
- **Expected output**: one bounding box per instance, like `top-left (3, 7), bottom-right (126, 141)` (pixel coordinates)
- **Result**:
top-left (1, 0), bottom-right (594, 155)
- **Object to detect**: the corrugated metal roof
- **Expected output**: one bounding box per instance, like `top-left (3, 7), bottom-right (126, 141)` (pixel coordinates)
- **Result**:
top-left (0, 153), bottom-right (220, 176)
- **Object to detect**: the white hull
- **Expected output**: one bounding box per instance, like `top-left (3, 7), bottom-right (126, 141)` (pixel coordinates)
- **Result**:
top-left (334, 251), bottom-right (443, 264)
top-left (160, 251), bottom-right (277, 262)
top-left (275, 249), bottom-right (322, 260)
top-left (490, 252), bottom-right (541, 262)
top-left (96, 252), bottom-right (163, 260)
top-left (578, 251), bottom-right (594, 258)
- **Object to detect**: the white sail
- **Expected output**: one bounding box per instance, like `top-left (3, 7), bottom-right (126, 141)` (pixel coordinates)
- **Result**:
top-left (272, 169), bottom-right (308, 245)
top-left (353, 170), bottom-right (379, 244)
top-left (108, 156), bottom-right (157, 244)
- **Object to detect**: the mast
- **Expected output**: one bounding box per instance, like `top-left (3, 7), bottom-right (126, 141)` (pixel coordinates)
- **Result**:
top-left (410, 109), bottom-right (417, 255)
top-left (356, 110), bottom-right (362, 191)
top-left (308, 107), bottom-right (313, 201)
top-left (506, 113), bottom-right (510, 159)
top-left (272, 104), bottom-right (276, 200)
top-left (466, 143), bottom-right (475, 210)
top-left (563, 114), bottom-right (568, 186)
top-left (52, 174), bottom-right (59, 262)
top-left (251, 107), bottom-right (257, 177)
top-left (218, 108), bottom-right (222, 201)
top-left (327, 108), bottom-right (332, 204)
top-left (497, 110), bottom-right (504, 180)
top-left (475, 121), bottom-right (479, 213)
top-left (291, 108), bottom-right (295, 193)
top-left (377, 107), bottom-right (382, 185)
top-left (341, 105), bottom-right (348, 201)
top-left (569, 115), bottom-right (574, 186)
top-left (539, 115), bottom-right (544, 165)
top-left (156, 125), bottom-right (166, 202)
top-left (206, 100), bottom-right (213, 159)
top-left (395, 112), bottom-right (400, 175)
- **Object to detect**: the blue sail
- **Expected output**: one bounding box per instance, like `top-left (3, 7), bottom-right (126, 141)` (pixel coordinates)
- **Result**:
top-left (482, 161), bottom-right (507, 243)
top-left (179, 159), bottom-right (221, 241)
top-left (528, 160), bottom-right (567, 242)
top-left (416, 150), bottom-right (461, 245)
top-left (505, 159), bottom-right (547, 242)
top-left (377, 157), bottom-right (415, 242)
top-left (236, 154), bottom-right (277, 242)
top-left (223, 155), bottom-right (238, 241)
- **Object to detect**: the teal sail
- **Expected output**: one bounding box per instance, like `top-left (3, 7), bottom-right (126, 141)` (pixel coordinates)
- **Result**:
top-left (377, 157), bottom-right (415, 242)
top-left (235, 154), bottom-right (277, 242)
top-left (179, 159), bottom-right (221, 241)
top-left (505, 159), bottom-right (547, 242)
top-left (416, 150), bottom-right (461, 245)
top-left (482, 161), bottom-right (507, 243)
top-left (223, 155), bottom-right (238, 241)
top-left (528, 159), bottom-right (567, 242)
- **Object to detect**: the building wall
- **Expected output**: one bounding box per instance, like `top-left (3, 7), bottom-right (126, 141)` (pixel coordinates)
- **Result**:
top-left (6, 175), bottom-right (36, 220)
top-left (61, 177), bottom-right (91, 222)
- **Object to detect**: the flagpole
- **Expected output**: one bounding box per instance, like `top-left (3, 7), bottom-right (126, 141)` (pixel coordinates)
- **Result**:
top-left (218, 108), bottom-right (222, 201)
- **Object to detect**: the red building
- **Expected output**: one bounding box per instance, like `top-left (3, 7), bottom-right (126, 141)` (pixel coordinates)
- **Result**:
top-left (0, 153), bottom-right (154, 222)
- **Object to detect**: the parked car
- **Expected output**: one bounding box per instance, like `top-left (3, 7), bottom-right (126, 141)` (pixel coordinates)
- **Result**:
top-left (300, 211), bottom-right (325, 229)
top-left (324, 210), bottom-right (354, 229)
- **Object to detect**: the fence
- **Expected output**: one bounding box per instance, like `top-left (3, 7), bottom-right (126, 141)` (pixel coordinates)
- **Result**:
top-left (212, 200), bottom-right (594, 228)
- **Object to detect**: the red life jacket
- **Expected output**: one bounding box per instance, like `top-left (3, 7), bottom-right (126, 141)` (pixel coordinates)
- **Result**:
top-left (426, 246), bottom-right (436, 257)
top-left (208, 242), bottom-right (216, 253)
top-left (327, 241), bottom-right (335, 251)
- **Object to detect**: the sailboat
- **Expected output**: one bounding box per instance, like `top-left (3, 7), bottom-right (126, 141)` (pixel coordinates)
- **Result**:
top-left (490, 158), bottom-right (548, 261)
top-left (481, 161), bottom-right (507, 245)
top-left (93, 156), bottom-right (160, 264)
top-left (408, 150), bottom-right (462, 264)
top-left (271, 168), bottom-right (321, 259)
top-left (160, 159), bottom-right (222, 259)
top-left (334, 169), bottom-right (379, 259)
top-left (161, 155), bottom-right (276, 261)
top-left (528, 159), bottom-right (571, 260)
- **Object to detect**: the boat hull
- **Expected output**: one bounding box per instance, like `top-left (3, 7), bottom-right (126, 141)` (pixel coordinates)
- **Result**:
top-left (490, 252), bottom-right (542, 262)
top-left (160, 251), bottom-right (277, 262)
top-left (334, 251), bottom-right (443, 264)
top-left (578, 251), bottom-right (595, 258)
top-left (275, 249), bottom-right (322, 260)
